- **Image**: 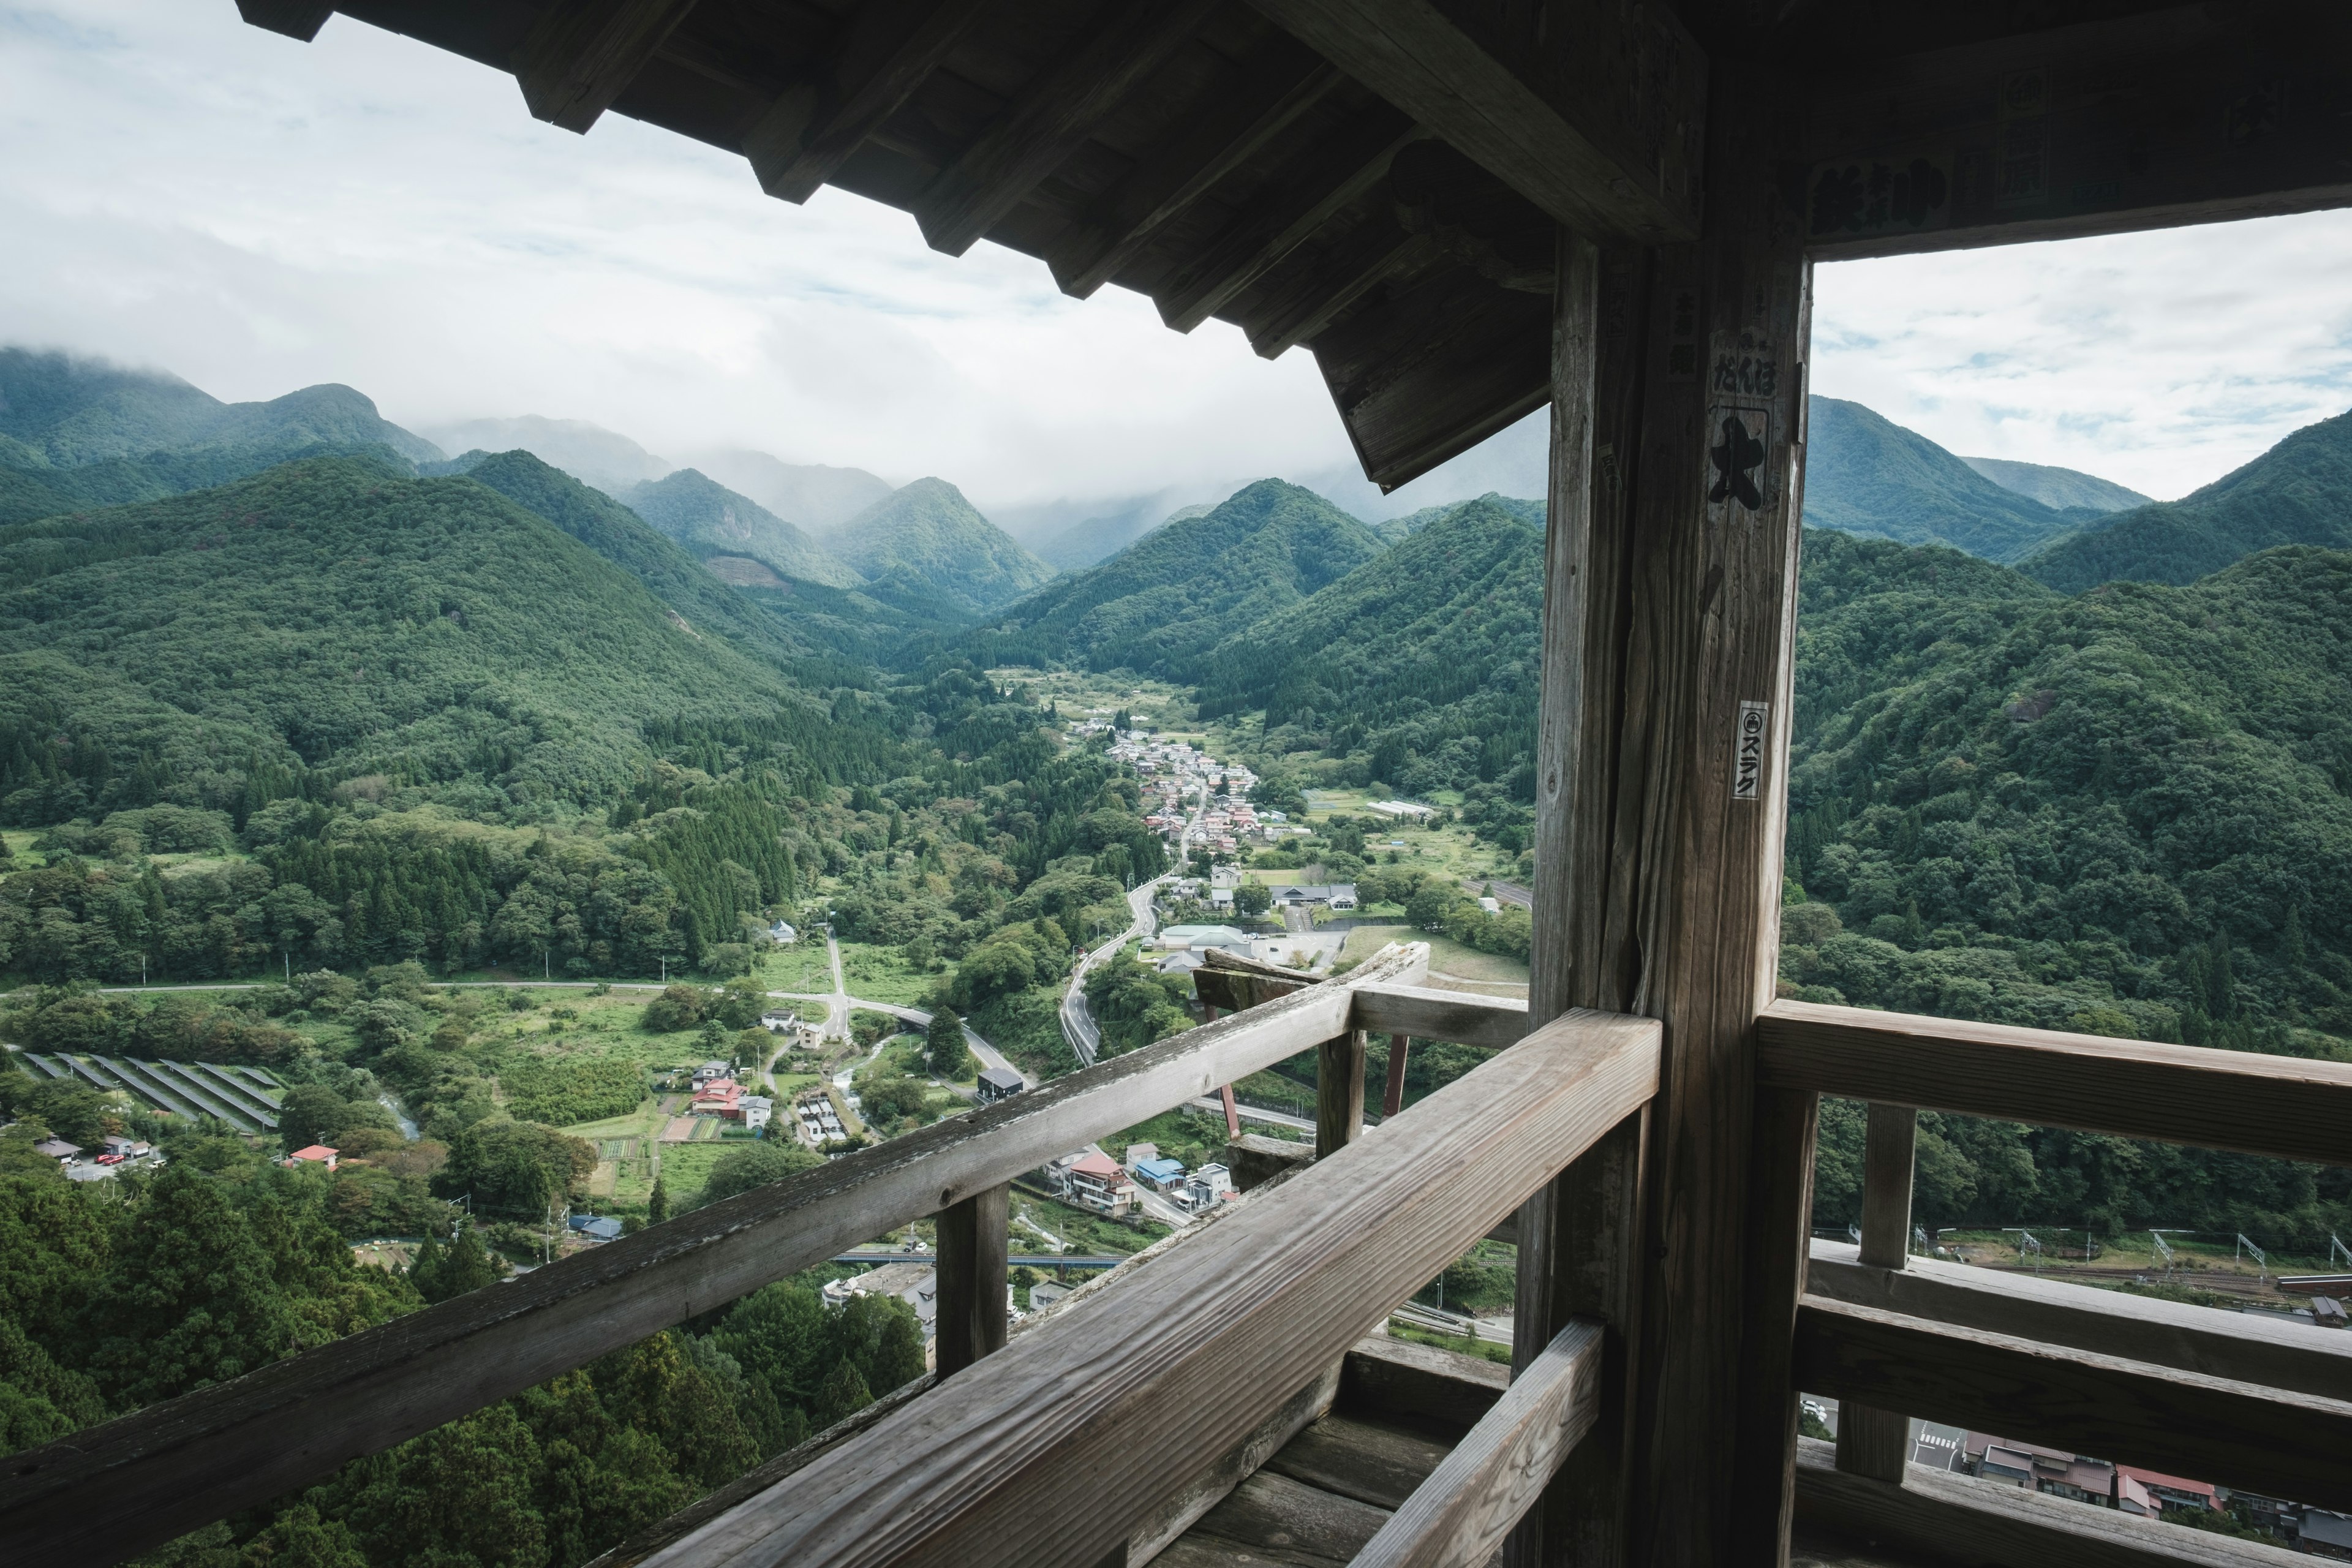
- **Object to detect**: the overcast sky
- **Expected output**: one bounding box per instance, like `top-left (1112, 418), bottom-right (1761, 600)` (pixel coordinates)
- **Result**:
top-left (5, 2), bottom-right (2351, 513)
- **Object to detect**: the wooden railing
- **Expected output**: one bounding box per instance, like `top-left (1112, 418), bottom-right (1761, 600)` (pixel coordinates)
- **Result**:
top-left (1753, 998), bottom-right (2352, 1561)
top-left (1, 945), bottom-right (1659, 1568)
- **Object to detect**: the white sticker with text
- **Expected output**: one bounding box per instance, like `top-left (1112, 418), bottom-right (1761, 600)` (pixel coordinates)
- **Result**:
top-left (1732, 701), bottom-right (1770, 801)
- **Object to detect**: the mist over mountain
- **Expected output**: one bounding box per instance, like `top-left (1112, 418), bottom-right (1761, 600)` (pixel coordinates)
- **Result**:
top-left (682, 450), bottom-right (894, 533)
top-left (826, 477), bottom-right (1054, 619)
top-left (2020, 406), bottom-right (2352, 592)
top-left (1961, 455), bottom-right (2150, 513)
top-left (621, 468), bottom-right (863, 589)
top-left (414, 413), bottom-right (669, 494)
top-left (1028, 499), bottom-right (1214, 571)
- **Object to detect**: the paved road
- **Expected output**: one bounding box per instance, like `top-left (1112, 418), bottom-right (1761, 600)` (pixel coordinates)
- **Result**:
top-left (1061, 875), bottom-right (1169, 1067)
top-left (1188, 1096), bottom-right (1315, 1134)
top-left (1464, 877), bottom-right (1533, 910)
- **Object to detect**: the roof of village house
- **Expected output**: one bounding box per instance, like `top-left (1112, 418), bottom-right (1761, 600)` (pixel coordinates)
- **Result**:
top-left (288, 1145), bottom-right (337, 1163)
top-left (1071, 1152), bottom-right (1122, 1179)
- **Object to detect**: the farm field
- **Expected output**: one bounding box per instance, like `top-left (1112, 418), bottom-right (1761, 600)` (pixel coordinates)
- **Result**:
top-left (1338, 923), bottom-right (1527, 993)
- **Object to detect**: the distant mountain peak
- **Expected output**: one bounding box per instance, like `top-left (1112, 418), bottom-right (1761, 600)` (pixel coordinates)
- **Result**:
top-left (829, 478), bottom-right (1054, 619)
top-left (621, 467), bottom-right (862, 589)
top-left (1801, 396), bottom-right (2079, 564)
top-left (1958, 455), bottom-right (2151, 514)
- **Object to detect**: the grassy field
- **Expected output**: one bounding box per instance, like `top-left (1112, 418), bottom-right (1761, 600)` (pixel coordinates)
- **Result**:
top-left (837, 941), bottom-right (941, 1006)
top-left (1340, 923), bottom-right (1528, 990)
top-left (1302, 787), bottom-right (1525, 887)
top-left (755, 941), bottom-right (836, 993)
top-left (1011, 1189), bottom-right (1172, 1256)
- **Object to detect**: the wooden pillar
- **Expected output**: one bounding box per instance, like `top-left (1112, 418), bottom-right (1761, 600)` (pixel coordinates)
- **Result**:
top-left (935, 1182), bottom-right (1009, 1378)
top-left (1315, 1029), bottom-right (1367, 1158)
top-left (1834, 1104), bottom-right (1918, 1481)
top-left (1515, 79), bottom-right (1815, 1568)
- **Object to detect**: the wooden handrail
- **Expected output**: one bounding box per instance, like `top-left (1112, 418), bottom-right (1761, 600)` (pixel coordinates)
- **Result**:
top-left (0, 944), bottom-right (1432, 1566)
top-left (1351, 1318), bottom-right (1605, 1568)
top-left (630, 1008), bottom-right (1662, 1568)
top-left (1806, 1238), bottom-right (2352, 1404)
top-left (1351, 983), bottom-right (1529, 1049)
top-left (1792, 1295), bottom-right (2352, 1513)
top-left (1758, 1000), bottom-right (2352, 1167)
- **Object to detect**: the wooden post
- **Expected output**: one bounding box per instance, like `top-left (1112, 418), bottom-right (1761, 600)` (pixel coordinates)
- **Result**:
top-left (1731, 1087), bottom-right (1821, 1559)
top-left (1834, 1103), bottom-right (1918, 1482)
top-left (1382, 1031), bottom-right (1411, 1117)
top-left (1205, 1003), bottom-right (1242, 1139)
top-left (1315, 1029), bottom-right (1367, 1158)
top-left (1517, 78), bottom-right (1816, 1567)
top-left (935, 1182), bottom-right (1009, 1378)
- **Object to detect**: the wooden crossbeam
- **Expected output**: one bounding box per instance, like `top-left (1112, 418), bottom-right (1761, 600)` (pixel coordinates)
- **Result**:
top-left (1352, 1319), bottom-right (1605, 1568)
top-left (1347, 984), bottom-right (1527, 1051)
top-left (1793, 1438), bottom-right (2285, 1568)
top-left (235, 0), bottom-right (333, 40)
top-left (1245, 224), bottom-right (1433, 359)
top-left (1051, 55), bottom-right (1344, 300)
top-left (1806, 1239), bottom-right (2352, 1406)
top-left (915, 0), bottom-right (1223, 257)
top-left (1798, 0), bottom-right (2352, 261)
top-left (628, 1007), bottom-right (1660, 1568)
top-left (744, 0), bottom-right (992, 205)
top-left (1791, 1295), bottom-right (2352, 1513)
top-left (1758, 1000), bottom-right (2352, 1168)
top-left (1154, 105), bottom-right (1419, 333)
top-left (0, 944), bottom-right (1427, 1567)
top-left (1242, 0), bottom-right (1705, 243)
top-left (515, 0), bottom-right (702, 134)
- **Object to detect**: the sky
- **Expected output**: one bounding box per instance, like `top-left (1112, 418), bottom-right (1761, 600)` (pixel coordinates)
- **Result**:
top-left (4, 2), bottom-right (2351, 516)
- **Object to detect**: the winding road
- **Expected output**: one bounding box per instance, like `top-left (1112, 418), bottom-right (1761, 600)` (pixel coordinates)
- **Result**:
top-left (1060, 875), bottom-right (1169, 1066)
top-left (764, 927), bottom-right (1030, 1088)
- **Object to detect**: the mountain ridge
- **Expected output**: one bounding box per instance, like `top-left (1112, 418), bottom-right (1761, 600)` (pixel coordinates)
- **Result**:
top-left (827, 477), bottom-right (1055, 619)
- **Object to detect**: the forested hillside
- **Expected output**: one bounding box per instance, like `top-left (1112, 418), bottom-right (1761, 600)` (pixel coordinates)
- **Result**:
top-left (2021, 406), bottom-right (2352, 591)
top-left (1802, 396), bottom-right (2086, 562)
top-left (1196, 497), bottom-right (1544, 807)
top-left (826, 477), bottom-right (1054, 619)
top-left (971, 479), bottom-right (1384, 677)
top-left (621, 468), bottom-right (863, 589)
top-left (1960, 454), bottom-right (2150, 513)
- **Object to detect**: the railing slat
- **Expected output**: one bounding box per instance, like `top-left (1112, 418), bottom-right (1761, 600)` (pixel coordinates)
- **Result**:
top-left (1792, 1296), bottom-right (2352, 1513)
top-left (634, 1008), bottom-right (1662, 1568)
top-left (1352, 1319), bottom-right (1606, 1568)
top-left (1758, 1000), bottom-right (2352, 1167)
top-left (0, 944), bottom-right (1432, 1567)
top-left (934, 1182), bottom-right (1009, 1378)
top-left (1806, 1239), bottom-right (2352, 1404)
top-left (1316, 1027), bottom-right (1368, 1157)
top-left (1834, 1102), bottom-right (1917, 1483)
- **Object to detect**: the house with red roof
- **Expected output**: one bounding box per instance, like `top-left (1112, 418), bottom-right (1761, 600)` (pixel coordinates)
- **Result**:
top-left (286, 1145), bottom-right (338, 1170)
top-left (1066, 1151), bottom-right (1135, 1218)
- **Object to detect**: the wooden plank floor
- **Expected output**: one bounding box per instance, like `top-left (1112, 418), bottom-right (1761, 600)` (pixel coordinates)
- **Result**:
top-left (1152, 1335), bottom-right (1496, 1567)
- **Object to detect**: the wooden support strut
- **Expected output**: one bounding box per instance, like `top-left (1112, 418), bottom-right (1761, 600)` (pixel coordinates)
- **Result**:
top-left (915, 0), bottom-right (1223, 257)
top-left (744, 0), bottom-right (992, 205)
top-left (1833, 1104), bottom-right (1918, 1483)
top-left (514, 0), bottom-right (703, 134)
top-left (1382, 1030), bottom-right (1411, 1118)
top-left (1316, 1028), bottom-right (1368, 1158)
top-left (933, 1182), bottom-right (1010, 1378)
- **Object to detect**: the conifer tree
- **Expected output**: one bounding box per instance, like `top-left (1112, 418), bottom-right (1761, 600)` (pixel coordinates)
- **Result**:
top-left (648, 1175), bottom-right (669, 1224)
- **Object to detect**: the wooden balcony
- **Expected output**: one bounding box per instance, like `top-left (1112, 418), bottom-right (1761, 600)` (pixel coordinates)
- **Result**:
top-left (6, 943), bottom-right (2343, 1567)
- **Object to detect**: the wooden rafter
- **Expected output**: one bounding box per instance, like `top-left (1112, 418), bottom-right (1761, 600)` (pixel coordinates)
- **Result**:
top-left (1243, 0), bottom-right (1707, 242)
top-left (1155, 105), bottom-right (1419, 333)
top-left (1244, 222), bottom-right (1432, 359)
top-left (914, 0), bottom-right (1225, 257)
top-left (515, 0), bottom-right (703, 134)
top-left (235, 0), bottom-right (333, 40)
top-left (1049, 53), bottom-right (1344, 299)
top-left (743, 0), bottom-right (993, 205)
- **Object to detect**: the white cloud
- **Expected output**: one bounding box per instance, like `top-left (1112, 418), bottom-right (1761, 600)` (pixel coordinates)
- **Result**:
top-left (2, 2), bottom-right (2346, 515)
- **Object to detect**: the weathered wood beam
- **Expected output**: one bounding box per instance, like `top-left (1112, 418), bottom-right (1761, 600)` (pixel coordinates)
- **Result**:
top-left (1806, 1239), bottom-right (2352, 1405)
top-left (1348, 984), bottom-right (1526, 1051)
top-left (1758, 1000), bottom-right (2352, 1168)
top-left (744, 0), bottom-right (991, 205)
top-left (915, 0), bottom-right (1223, 257)
top-left (1052, 55), bottom-right (1344, 300)
top-left (1242, 0), bottom-right (1705, 243)
top-left (1155, 105), bottom-right (1419, 333)
top-left (514, 0), bottom-right (701, 134)
top-left (630, 1006), bottom-right (1660, 1568)
top-left (1381, 1031), bottom-right (1411, 1117)
top-left (933, 1182), bottom-right (1009, 1378)
top-left (1246, 224), bottom-right (1433, 359)
top-left (1315, 1028), bottom-right (1368, 1157)
top-left (1354, 1319), bottom-right (1607, 1568)
top-left (1310, 264), bottom-right (1551, 490)
top-left (1792, 1438), bottom-right (2289, 1568)
top-left (1792, 1295), bottom-right (2352, 1513)
top-left (0, 943), bottom-right (1429, 1567)
top-left (1833, 1102), bottom-right (1917, 1483)
top-left (235, 0), bottom-right (333, 40)
top-left (1798, 0), bottom-right (2352, 261)
top-left (1343, 1335), bottom-right (1509, 1431)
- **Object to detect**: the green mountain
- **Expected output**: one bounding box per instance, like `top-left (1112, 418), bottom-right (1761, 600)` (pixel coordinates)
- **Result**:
top-left (417, 414), bottom-right (670, 494)
top-left (2019, 407), bottom-right (2352, 592)
top-left (1033, 500), bottom-right (1211, 571)
top-left (974, 479), bottom-right (1385, 677)
top-left (1960, 455), bottom-right (2150, 513)
top-left (0, 348), bottom-right (439, 467)
top-left (0, 454), bottom-right (836, 820)
top-left (622, 468), bottom-right (863, 589)
top-left (1803, 396), bottom-right (2081, 563)
top-left (1196, 496), bottom-right (1544, 795)
top-left (1369, 492), bottom-right (1543, 545)
top-left (827, 478), bottom-right (1054, 619)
